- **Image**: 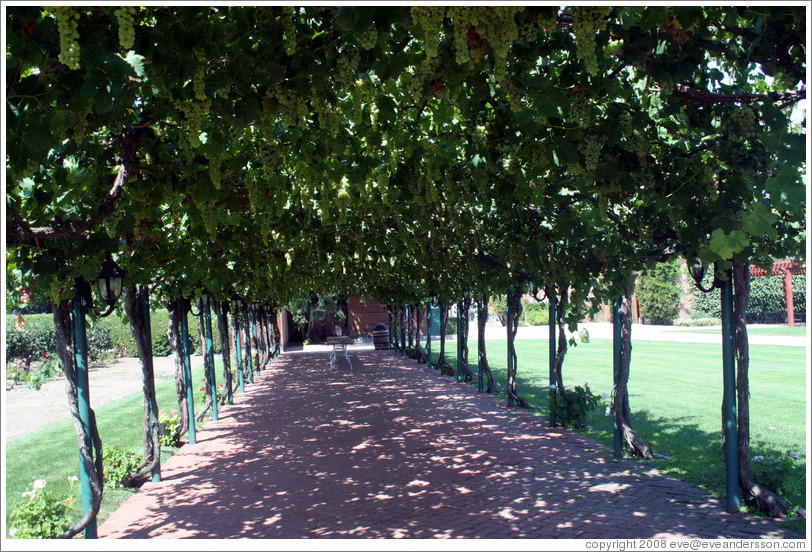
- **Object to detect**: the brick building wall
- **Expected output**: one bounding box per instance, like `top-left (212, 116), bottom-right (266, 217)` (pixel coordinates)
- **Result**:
top-left (348, 295), bottom-right (389, 337)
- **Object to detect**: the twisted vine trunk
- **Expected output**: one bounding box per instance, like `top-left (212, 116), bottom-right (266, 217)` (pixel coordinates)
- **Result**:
top-left (407, 304), bottom-right (415, 356)
top-left (213, 301), bottom-right (235, 406)
top-left (195, 312), bottom-right (214, 422)
top-left (166, 299), bottom-right (190, 441)
top-left (612, 291), bottom-right (654, 459)
top-left (399, 306), bottom-right (407, 352)
top-left (122, 286), bottom-right (161, 485)
top-left (506, 285), bottom-right (532, 408)
top-left (476, 295), bottom-right (497, 393)
top-left (552, 286), bottom-right (569, 404)
top-left (457, 293), bottom-right (474, 382)
top-left (414, 304), bottom-right (428, 363)
top-left (437, 303), bottom-right (453, 375)
top-left (733, 259), bottom-right (789, 517)
top-left (53, 300), bottom-right (103, 539)
top-left (270, 307), bottom-right (281, 357)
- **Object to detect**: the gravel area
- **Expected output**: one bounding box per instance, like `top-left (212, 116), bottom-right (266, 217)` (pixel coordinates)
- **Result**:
top-left (3, 355), bottom-right (204, 442)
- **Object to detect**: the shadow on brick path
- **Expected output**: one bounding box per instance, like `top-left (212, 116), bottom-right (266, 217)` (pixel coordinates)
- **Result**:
top-left (98, 350), bottom-right (802, 539)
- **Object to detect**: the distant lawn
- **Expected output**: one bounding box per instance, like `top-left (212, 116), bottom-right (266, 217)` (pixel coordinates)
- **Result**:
top-left (431, 337), bottom-right (807, 533)
top-left (5, 360), bottom-right (242, 532)
top-left (676, 325), bottom-right (807, 336)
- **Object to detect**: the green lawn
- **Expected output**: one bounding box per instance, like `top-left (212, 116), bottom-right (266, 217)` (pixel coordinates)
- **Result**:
top-left (431, 337), bottom-right (807, 532)
top-left (5, 362), bottom-right (235, 531)
top-left (676, 325), bottom-right (807, 336)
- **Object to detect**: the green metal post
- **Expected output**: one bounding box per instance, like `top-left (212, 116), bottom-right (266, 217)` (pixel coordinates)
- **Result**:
top-left (612, 299), bottom-right (623, 457)
top-left (203, 302), bottom-right (218, 421)
top-left (720, 275), bottom-right (740, 512)
top-left (426, 305), bottom-right (432, 369)
top-left (549, 293), bottom-right (557, 427)
top-left (477, 305), bottom-right (483, 393)
top-left (251, 309), bottom-right (259, 373)
top-left (139, 290), bottom-right (161, 482)
top-left (507, 297), bottom-right (514, 408)
top-left (244, 305), bottom-right (254, 384)
top-left (235, 315), bottom-right (245, 393)
top-left (71, 283), bottom-right (97, 539)
top-left (179, 300), bottom-right (196, 445)
top-left (456, 301), bottom-right (463, 382)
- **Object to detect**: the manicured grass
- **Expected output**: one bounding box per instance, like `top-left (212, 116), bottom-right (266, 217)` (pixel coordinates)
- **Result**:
top-left (431, 337), bottom-right (807, 532)
top-left (5, 360), bottom-right (242, 531)
top-left (677, 325), bottom-right (807, 336)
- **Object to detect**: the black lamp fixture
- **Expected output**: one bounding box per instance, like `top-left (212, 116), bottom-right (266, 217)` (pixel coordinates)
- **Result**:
top-left (689, 259), bottom-right (718, 293)
top-left (429, 290), bottom-right (437, 307)
top-left (189, 288), bottom-right (210, 317)
top-left (80, 255), bottom-right (125, 317)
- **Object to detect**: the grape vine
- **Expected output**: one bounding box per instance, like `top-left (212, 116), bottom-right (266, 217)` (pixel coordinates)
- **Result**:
top-left (52, 6), bottom-right (81, 69)
top-left (114, 6), bottom-right (136, 51)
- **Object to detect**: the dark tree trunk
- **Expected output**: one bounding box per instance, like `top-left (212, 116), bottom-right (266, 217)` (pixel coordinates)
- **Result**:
top-left (122, 285), bottom-right (161, 485)
top-left (437, 303), bottom-right (453, 375)
top-left (53, 299), bottom-right (104, 539)
top-left (506, 285), bottom-right (532, 408)
top-left (414, 304), bottom-right (428, 363)
top-left (195, 309), bottom-right (214, 422)
top-left (612, 291), bottom-right (654, 459)
top-left (213, 301), bottom-right (235, 405)
top-left (552, 287), bottom-right (569, 403)
top-left (399, 306), bottom-right (407, 352)
top-left (476, 295), bottom-right (497, 393)
top-left (733, 259), bottom-right (789, 517)
top-left (166, 299), bottom-right (190, 441)
top-left (457, 293), bottom-right (474, 382)
top-left (270, 307), bottom-right (281, 357)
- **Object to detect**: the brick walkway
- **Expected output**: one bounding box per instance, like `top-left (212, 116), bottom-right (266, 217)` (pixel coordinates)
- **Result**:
top-left (98, 349), bottom-right (801, 539)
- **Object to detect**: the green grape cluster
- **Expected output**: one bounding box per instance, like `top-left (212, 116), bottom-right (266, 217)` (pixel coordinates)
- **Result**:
top-left (357, 26), bottom-right (378, 50)
top-left (336, 48), bottom-right (360, 85)
top-left (537, 8), bottom-right (558, 33)
top-left (517, 13), bottom-right (537, 43)
top-left (281, 6), bottom-right (297, 55)
top-left (569, 91), bottom-right (592, 128)
top-left (270, 84), bottom-right (307, 128)
top-left (72, 102), bottom-right (93, 144)
top-left (114, 6), bottom-right (136, 50)
top-left (580, 135), bottom-right (607, 174)
top-left (468, 7), bottom-right (521, 85)
top-left (411, 6), bottom-right (446, 60)
top-left (570, 6), bottom-right (610, 77)
top-left (193, 62), bottom-right (206, 101)
top-left (209, 154), bottom-right (222, 190)
top-left (446, 6), bottom-right (473, 65)
top-left (730, 107), bottom-right (758, 140)
top-left (52, 6), bottom-right (81, 69)
top-left (174, 99), bottom-right (210, 148)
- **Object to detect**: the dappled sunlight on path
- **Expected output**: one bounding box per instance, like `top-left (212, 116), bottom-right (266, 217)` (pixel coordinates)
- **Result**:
top-left (98, 351), bottom-right (800, 539)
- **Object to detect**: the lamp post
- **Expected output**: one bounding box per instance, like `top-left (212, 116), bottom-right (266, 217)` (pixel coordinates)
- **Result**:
top-left (179, 297), bottom-right (196, 445)
top-left (690, 260), bottom-right (739, 512)
top-left (232, 297), bottom-right (245, 393)
top-left (191, 290), bottom-right (218, 421)
top-left (72, 255), bottom-right (125, 539)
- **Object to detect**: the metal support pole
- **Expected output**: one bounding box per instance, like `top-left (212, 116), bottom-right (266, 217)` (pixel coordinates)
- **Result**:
top-left (549, 292), bottom-right (557, 427)
top-left (244, 306), bottom-right (254, 383)
top-left (71, 284), bottom-right (97, 539)
top-left (720, 275), bottom-right (740, 512)
top-left (235, 315), bottom-right (244, 394)
top-left (180, 300), bottom-right (196, 444)
top-left (203, 302), bottom-right (218, 421)
top-left (612, 299), bottom-right (623, 458)
top-left (139, 290), bottom-right (161, 482)
top-left (456, 301), bottom-right (463, 382)
top-left (507, 296), bottom-right (514, 408)
top-left (426, 305), bottom-right (432, 369)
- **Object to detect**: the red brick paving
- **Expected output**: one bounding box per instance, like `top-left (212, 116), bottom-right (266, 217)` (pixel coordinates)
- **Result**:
top-left (98, 349), bottom-right (802, 539)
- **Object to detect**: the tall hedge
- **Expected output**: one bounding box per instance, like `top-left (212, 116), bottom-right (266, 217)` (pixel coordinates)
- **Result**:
top-left (636, 258), bottom-right (682, 324)
top-left (692, 274), bottom-right (806, 322)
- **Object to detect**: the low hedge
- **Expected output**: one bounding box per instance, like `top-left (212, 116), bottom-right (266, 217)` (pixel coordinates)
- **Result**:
top-left (6, 309), bottom-right (225, 361)
top-left (522, 300), bottom-right (550, 326)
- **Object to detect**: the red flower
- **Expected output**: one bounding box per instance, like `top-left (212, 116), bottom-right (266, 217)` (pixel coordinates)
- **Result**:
top-left (199, 386), bottom-right (205, 392)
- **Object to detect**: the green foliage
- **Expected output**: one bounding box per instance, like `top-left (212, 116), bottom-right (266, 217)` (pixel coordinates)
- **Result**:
top-left (21, 357), bottom-right (64, 391)
top-left (102, 445), bottom-right (143, 488)
top-left (692, 274), bottom-right (806, 322)
top-left (488, 295), bottom-right (507, 325)
top-left (636, 259), bottom-right (681, 324)
top-left (750, 452), bottom-right (806, 515)
top-left (550, 384), bottom-right (602, 428)
top-left (158, 409), bottom-right (182, 447)
top-left (521, 299), bottom-right (549, 326)
top-left (7, 478), bottom-right (77, 539)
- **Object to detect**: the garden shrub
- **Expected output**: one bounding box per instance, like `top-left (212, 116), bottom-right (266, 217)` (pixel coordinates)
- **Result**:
top-left (750, 451), bottom-right (806, 515)
top-left (7, 478), bottom-right (76, 539)
top-left (550, 384), bottom-right (602, 428)
top-left (636, 258), bottom-right (681, 324)
top-left (158, 409), bottom-right (182, 447)
top-left (521, 299), bottom-right (549, 326)
top-left (103, 445), bottom-right (143, 488)
top-left (692, 273), bottom-right (806, 322)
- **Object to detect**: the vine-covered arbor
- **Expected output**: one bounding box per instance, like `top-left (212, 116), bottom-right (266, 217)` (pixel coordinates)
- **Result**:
top-left (4, 5), bottom-right (806, 538)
